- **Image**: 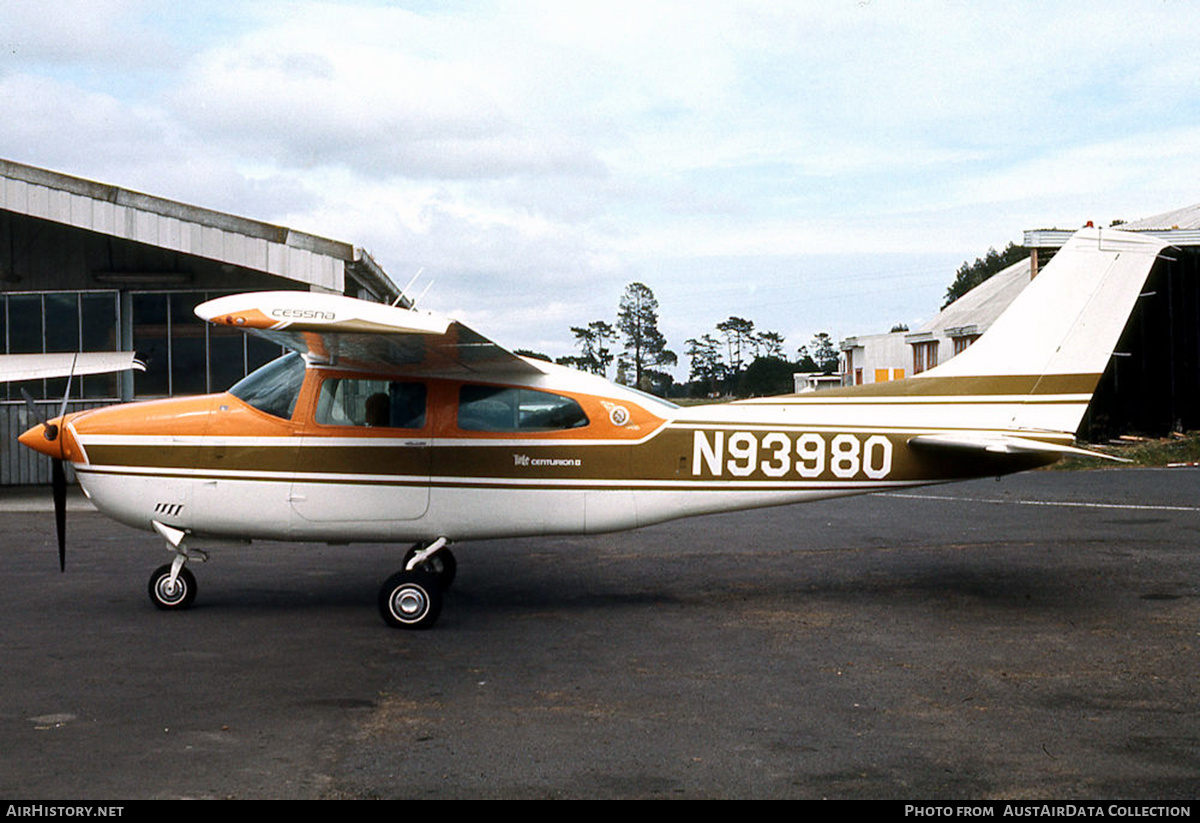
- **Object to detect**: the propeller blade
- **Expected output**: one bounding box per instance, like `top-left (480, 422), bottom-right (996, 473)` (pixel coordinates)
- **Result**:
top-left (51, 458), bottom-right (66, 572)
top-left (20, 388), bottom-right (58, 441)
top-left (22, 359), bottom-right (75, 572)
top-left (56, 355), bottom-right (76, 422)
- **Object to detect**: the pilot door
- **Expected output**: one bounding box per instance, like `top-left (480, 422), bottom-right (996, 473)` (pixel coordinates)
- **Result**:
top-left (289, 376), bottom-right (431, 526)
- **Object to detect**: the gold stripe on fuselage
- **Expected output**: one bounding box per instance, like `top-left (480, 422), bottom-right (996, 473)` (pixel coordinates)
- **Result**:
top-left (747, 372), bottom-right (1102, 400)
top-left (62, 365), bottom-right (1090, 505)
top-left (74, 424), bottom-right (1058, 490)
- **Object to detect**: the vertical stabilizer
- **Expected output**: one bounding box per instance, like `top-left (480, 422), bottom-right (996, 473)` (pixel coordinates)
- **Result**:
top-left (918, 227), bottom-right (1166, 432)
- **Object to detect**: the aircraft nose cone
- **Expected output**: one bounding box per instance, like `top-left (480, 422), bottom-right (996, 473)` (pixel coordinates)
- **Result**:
top-left (18, 417), bottom-right (68, 459)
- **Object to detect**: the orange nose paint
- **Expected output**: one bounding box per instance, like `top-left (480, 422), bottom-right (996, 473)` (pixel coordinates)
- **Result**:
top-left (17, 417), bottom-right (71, 459)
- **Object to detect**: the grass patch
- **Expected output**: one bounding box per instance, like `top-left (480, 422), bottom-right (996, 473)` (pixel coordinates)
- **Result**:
top-left (1053, 432), bottom-right (1200, 470)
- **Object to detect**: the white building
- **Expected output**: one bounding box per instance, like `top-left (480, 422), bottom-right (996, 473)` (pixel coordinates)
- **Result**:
top-left (840, 256), bottom-right (1034, 387)
top-left (837, 329), bottom-right (911, 387)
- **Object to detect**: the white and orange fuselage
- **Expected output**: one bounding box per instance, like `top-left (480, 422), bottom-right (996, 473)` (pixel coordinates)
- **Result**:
top-left (23, 358), bottom-right (1080, 547)
top-left (15, 227), bottom-right (1169, 628)
top-left (17, 227), bottom-right (1167, 550)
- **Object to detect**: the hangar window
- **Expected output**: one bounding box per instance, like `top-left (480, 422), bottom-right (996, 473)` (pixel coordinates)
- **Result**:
top-left (0, 291), bottom-right (121, 401)
top-left (131, 291), bottom-right (285, 398)
top-left (457, 385), bottom-right (588, 432)
top-left (315, 378), bottom-right (427, 429)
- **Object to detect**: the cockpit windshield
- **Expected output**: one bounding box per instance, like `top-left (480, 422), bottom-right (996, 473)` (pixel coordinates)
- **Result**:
top-left (228, 352), bottom-right (306, 420)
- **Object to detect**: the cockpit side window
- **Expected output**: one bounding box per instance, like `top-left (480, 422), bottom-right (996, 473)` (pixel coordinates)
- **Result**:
top-left (315, 377), bottom-right (427, 429)
top-left (458, 385), bottom-right (588, 432)
top-left (228, 352), bottom-right (306, 420)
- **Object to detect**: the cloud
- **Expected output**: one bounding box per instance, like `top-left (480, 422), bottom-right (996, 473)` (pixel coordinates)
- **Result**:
top-left (0, 0), bottom-right (173, 69)
top-left (4, 0), bottom-right (1200, 370)
top-left (168, 5), bottom-right (611, 182)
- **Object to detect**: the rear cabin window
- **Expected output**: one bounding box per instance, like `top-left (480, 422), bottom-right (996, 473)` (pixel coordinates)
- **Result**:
top-left (228, 352), bottom-right (306, 420)
top-left (458, 385), bottom-right (588, 432)
top-left (316, 378), bottom-right (427, 429)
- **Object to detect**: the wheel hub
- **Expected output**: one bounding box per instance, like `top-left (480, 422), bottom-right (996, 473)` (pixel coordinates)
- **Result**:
top-left (378, 571), bottom-right (442, 629)
top-left (155, 576), bottom-right (186, 605)
top-left (391, 585), bottom-right (428, 620)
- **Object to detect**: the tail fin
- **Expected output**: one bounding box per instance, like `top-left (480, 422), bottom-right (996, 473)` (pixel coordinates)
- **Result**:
top-left (919, 227), bottom-right (1167, 433)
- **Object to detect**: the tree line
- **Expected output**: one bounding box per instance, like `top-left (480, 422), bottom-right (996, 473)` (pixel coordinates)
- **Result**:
top-left (527, 243), bottom-right (1029, 399)
top-left (539, 282), bottom-right (840, 399)
top-left (942, 242), bottom-right (1026, 308)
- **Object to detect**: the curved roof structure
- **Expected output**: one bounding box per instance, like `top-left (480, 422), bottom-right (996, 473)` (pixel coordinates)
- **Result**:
top-left (0, 158), bottom-right (400, 302)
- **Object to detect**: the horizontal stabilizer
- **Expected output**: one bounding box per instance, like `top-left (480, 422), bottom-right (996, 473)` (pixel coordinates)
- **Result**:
top-left (909, 433), bottom-right (1127, 462)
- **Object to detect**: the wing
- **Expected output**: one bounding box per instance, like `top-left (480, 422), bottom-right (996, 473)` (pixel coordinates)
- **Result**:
top-left (195, 291), bottom-right (541, 376)
top-left (0, 352), bottom-right (145, 382)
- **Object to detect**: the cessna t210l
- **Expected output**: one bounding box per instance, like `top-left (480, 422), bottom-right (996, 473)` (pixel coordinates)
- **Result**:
top-left (19, 227), bottom-right (1167, 628)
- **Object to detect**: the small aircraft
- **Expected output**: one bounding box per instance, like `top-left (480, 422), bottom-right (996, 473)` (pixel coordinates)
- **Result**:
top-left (18, 227), bottom-right (1167, 629)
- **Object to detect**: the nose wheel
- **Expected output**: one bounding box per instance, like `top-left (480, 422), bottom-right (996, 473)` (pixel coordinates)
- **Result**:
top-left (147, 522), bottom-right (205, 611)
top-left (148, 564), bottom-right (197, 610)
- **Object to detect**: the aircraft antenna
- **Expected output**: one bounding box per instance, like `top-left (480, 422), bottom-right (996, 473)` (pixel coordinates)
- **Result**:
top-left (394, 268), bottom-right (424, 307)
top-left (411, 280), bottom-right (435, 309)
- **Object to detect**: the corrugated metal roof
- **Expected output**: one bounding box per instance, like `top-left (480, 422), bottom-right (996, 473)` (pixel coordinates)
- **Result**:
top-left (1026, 204), bottom-right (1200, 249)
top-left (0, 158), bottom-right (398, 300)
top-left (1118, 203), bottom-right (1200, 231)
top-left (918, 256), bottom-right (1032, 335)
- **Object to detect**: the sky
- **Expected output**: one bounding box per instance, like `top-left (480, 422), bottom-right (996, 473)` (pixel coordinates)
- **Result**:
top-left (2, 0), bottom-right (1199, 377)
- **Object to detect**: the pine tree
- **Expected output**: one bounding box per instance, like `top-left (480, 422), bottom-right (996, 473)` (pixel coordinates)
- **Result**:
top-left (616, 282), bottom-right (676, 393)
top-left (715, 316), bottom-right (756, 374)
top-left (685, 334), bottom-right (725, 396)
top-left (560, 321), bottom-right (618, 376)
top-left (943, 242), bottom-right (1028, 307)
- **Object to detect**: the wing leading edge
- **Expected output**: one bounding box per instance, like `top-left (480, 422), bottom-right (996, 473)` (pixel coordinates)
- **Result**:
top-left (195, 291), bottom-right (541, 376)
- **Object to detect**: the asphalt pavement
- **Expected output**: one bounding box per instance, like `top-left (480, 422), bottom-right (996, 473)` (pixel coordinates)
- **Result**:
top-left (1, 469), bottom-right (1197, 799)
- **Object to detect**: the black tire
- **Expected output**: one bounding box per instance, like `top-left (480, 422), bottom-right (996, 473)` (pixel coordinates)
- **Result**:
top-left (403, 545), bottom-right (457, 590)
top-left (148, 564), bottom-right (197, 610)
top-left (378, 571), bottom-right (442, 629)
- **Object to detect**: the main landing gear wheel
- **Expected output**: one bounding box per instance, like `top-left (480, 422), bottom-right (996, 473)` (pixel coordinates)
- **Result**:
top-left (378, 571), bottom-right (442, 630)
top-left (403, 544), bottom-right (457, 590)
top-left (148, 564), bottom-right (197, 610)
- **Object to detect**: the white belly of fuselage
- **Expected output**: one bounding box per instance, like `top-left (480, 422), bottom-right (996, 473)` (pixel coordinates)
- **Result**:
top-left (75, 463), bottom-right (927, 546)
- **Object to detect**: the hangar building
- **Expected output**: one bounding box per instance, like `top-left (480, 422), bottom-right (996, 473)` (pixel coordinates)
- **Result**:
top-left (0, 158), bottom-right (401, 484)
